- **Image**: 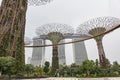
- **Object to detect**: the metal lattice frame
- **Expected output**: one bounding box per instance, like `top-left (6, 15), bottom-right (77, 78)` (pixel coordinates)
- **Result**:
top-left (77, 17), bottom-right (120, 36)
top-left (25, 18), bottom-right (120, 47)
top-left (77, 17), bottom-right (120, 67)
top-left (36, 23), bottom-right (74, 36)
top-left (36, 23), bottom-right (74, 73)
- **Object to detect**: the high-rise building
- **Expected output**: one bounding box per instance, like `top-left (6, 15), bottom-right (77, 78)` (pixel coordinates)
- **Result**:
top-left (31, 36), bottom-right (88, 66)
top-left (27, 57), bottom-right (31, 64)
top-left (30, 38), bottom-right (45, 67)
top-left (31, 39), bottom-right (66, 66)
top-left (58, 40), bottom-right (66, 65)
top-left (72, 39), bottom-right (88, 65)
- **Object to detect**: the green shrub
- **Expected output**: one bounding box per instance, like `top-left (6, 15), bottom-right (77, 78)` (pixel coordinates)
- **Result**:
top-left (112, 71), bottom-right (119, 77)
top-left (16, 73), bottom-right (24, 78)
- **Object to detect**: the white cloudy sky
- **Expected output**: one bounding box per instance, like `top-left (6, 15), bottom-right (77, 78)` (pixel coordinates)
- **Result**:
top-left (0, 0), bottom-right (120, 65)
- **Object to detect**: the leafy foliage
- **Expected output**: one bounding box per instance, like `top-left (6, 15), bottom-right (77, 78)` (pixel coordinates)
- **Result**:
top-left (43, 61), bottom-right (50, 74)
top-left (53, 60), bottom-right (120, 77)
top-left (24, 64), bottom-right (35, 76)
top-left (0, 56), bottom-right (17, 77)
top-left (34, 66), bottom-right (44, 76)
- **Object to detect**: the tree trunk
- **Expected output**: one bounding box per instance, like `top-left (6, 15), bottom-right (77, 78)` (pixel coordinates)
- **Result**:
top-left (51, 45), bottom-right (59, 73)
top-left (96, 39), bottom-right (107, 67)
top-left (86, 70), bottom-right (90, 76)
top-left (0, 0), bottom-right (28, 65)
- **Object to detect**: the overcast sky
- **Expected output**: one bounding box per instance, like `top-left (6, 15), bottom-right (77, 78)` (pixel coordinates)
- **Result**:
top-left (0, 0), bottom-right (120, 65)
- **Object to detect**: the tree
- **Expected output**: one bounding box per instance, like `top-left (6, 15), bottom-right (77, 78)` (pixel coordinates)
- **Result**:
top-left (35, 66), bottom-right (44, 76)
top-left (105, 58), bottom-right (111, 68)
top-left (95, 59), bottom-right (99, 67)
top-left (70, 63), bottom-right (79, 77)
top-left (111, 61), bottom-right (120, 72)
top-left (43, 61), bottom-right (50, 74)
top-left (24, 64), bottom-right (35, 76)
top-left (113, 61), bottom-right (119, 66)
top-left (81, 60), bottom-right (95, 76)
top-left (77, 17), bottom-right (120, 67)
top-left (36, 23), bottom-right (74, 73)
top-left (0, 56), bottom-right (17, 78)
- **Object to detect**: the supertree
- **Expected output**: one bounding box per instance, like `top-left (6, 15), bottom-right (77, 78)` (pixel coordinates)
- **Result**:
top-left (0, 0), bottom-right (53, 66)
top-left (77, 17), bottom-right (120, 67)
top-left (0, 0), bottom-right (28, 66)
top-left (36, 23), bottom-right (74, 73)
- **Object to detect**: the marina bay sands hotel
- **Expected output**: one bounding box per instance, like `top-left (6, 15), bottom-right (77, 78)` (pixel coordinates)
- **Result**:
top-left (30, 34), bottom-right (88, 66)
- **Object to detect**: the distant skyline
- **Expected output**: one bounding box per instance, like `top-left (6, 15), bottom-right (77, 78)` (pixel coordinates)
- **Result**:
top-left (0, 0), bottom-right (120, 65)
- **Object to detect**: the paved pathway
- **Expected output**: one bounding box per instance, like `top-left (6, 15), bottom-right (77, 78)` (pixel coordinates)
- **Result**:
top-left (17, 77), bottom-right (120, 80)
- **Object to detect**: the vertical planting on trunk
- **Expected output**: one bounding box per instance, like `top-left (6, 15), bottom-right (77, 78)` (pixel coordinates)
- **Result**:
top-left (0, 0), bottom-right (28, 66)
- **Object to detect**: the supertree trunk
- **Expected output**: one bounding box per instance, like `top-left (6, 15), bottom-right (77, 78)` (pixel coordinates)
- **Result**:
top-left (0, 0), bottom-right (28, 65)
top-left (0, 0), bottom-right (19, 56)
top-left (15, 1), bottom-right (27, 65)
top-left (15, 0), bottom-right (27, 65)
top-left (96, 39), bottom-right (107, 67)
top-left (51, 45), bottom-right (59, 73)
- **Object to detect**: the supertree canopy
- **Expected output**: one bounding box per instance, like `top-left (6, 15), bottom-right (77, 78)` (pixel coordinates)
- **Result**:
top-left (77, 17), bottom-right (120, 67)
top-left (36, 23), bottom-right (74, 73)
top-left (28, 0), bottom-right (53, 6)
